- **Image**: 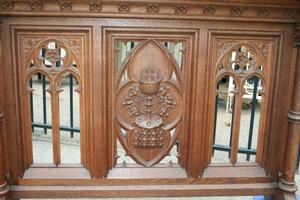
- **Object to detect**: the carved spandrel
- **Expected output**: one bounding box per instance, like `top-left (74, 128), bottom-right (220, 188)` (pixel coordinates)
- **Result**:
top-left (58, 37), bottom-right (81, 56)
top-left (23, 37), bottom-right (44, 56)
top-left (216, 41), bottom-right (234, 59)
top-left (253, 42), bottom-right (270, 60)
top-left (114, 40), bottom-right (183, 166)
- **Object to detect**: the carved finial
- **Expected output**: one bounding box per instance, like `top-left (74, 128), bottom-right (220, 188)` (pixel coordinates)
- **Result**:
top-left (30, 0), bottom-right (43, 11)
top-left (202, 6), bottom-right (216, 16)
top-left (119, 3), bottom-right (130, 13)
top-left (146, 4), bottom-right (159, 13)
top-left (0, 0), bottom-right (14, 10)
top-left (257, 8), bottom-right (270, 17)
top-left (231, 7), bottom-right (246, 16)
top-left (59, 1), bottom-right (72, 11)
top-left (175, 5), bottom-right (188, 15)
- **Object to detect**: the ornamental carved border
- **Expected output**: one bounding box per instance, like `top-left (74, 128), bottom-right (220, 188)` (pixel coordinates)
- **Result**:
top-left (0, 0), bottom-right (299, 23)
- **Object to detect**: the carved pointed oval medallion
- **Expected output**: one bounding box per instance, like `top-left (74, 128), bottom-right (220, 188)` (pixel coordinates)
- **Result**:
top-left (114, 40), bottom-right (183, 167)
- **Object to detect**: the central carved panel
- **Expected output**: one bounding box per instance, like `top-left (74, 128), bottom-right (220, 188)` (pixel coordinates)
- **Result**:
top-left (114, 40), bottom-right (183, 167)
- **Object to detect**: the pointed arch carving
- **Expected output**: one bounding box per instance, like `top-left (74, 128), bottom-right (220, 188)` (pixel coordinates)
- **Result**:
top-left (210, 39), bottom-right (271, 166)
top-left (22, 38), bottom-right (86, 167)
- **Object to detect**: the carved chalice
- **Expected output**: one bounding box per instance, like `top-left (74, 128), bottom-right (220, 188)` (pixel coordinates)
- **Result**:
top-left (139, 78), bottom-right (161, 95)
top-left (133, 68), bottom-right (165, 148)
top-left (136, 76), bottom-right (163, 129)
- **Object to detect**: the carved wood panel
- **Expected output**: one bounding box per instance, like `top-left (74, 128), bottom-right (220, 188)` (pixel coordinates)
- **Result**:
top-left (205, 33), bottom-right (279, 176)
top-left (15, 30), bottom-right (92, 172)
top-left (114, 40), bottom-right (183, 167)
top-left (1, 11), bottom-right (297, 198)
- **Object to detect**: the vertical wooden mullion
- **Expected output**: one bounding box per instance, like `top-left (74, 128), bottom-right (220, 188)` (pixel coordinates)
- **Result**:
top-left (25, 88), bottom-right (34, 166)
top-left (230, 92), bottom-right (243, 165)
top-left (51, 86), bottom-right (61, 166)
top-left (79, 87), bottom-right (86, 166)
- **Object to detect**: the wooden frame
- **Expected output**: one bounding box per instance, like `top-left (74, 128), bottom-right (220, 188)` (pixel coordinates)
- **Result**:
top-left (104, 27), bottom-right (197, 175)
top-left (0, 0), bottom-right (299, 199)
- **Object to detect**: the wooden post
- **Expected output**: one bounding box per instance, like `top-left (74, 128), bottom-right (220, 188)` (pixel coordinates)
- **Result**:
top-left (278, 25), bottom-right (300, 200)
top-left (0, 20), bottom-right (9, 200)
top-left (0, 111), bottom-right (9, 200)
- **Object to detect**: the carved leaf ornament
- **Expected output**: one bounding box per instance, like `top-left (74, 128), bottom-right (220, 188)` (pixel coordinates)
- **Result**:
top-left (114, 40), bottom-right (183, 167)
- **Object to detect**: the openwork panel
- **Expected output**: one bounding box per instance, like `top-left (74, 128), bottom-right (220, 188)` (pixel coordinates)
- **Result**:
top-left (210, 39), bottom-right (271, 165)
top-left (114, 39), bottom-right (184, 167)
top-left (20, 36), bottom-right (86, 167)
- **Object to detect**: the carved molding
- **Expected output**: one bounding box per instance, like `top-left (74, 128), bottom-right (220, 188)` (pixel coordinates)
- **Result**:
top-left (288, 111), bottom-right (300, 124)
top-left (0, 1), bottom-right (299, 23)
top-left (279, 179), bottom-right (298, 193)
top-left (0, 182), bottom-right (9, 197)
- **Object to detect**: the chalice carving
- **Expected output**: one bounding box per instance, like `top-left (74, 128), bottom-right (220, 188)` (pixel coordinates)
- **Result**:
top-left (132, 68), bottom-right (165, 148)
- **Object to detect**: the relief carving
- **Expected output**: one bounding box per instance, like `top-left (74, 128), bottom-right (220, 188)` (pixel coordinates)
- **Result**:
top-left (231, 7), bottom-right (246, 16)
top-left (24, 39), bottom-right (72, 74)
top-left (229, 45), bottom-right (257, 74)
top-left (257, 8), bottom-right (270, 17)
top-left (89, 1), bottom-right (101, 12)
top-left (253, 42), bottom-right (270, 60)
top-left (58, 38), bottom-right (81, 56)
top-left (30, 0), bottom-right (43, 11)
top-left (175, 5), bottom-right (188, 15)
top-left (115, 40), bottom-right (183, 166)
top-left (217, 41), bottom-right (233, 59)
top-left (23, 37), bottom-right (44, 55)
top-left (202, 6), bottom-right (216, 16)
top-left (119, 3), bottom-right (130, 13)
top-left (123, 69), bottom-right (176, 148)
top-left (0, 0), bottom-right (13, 10)
top-left (286, 8), bottom-right (299, 18)
top-left (44, 48), bottom-right (61, 64)
top-left (146, 4), bottom-right (159, 13)
top-left (59, 1), bottom-right (72, 11)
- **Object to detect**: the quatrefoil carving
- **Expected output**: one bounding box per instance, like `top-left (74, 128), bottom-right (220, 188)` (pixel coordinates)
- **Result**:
top-left (37, 41), bottom-right (70, 69)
